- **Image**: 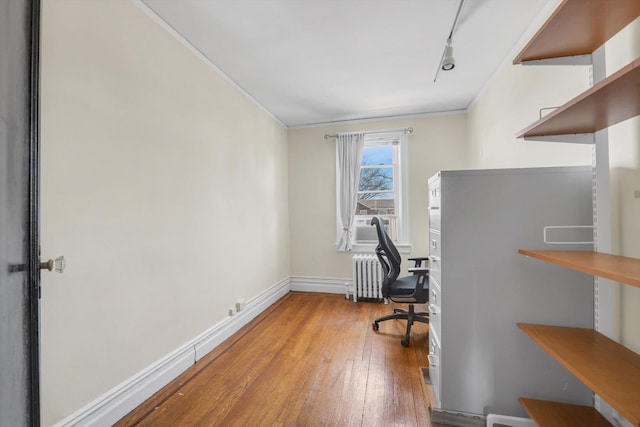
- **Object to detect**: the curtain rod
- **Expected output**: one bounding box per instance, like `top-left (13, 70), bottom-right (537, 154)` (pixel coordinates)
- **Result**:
top-left (324, 127), bottom-right (413, 140)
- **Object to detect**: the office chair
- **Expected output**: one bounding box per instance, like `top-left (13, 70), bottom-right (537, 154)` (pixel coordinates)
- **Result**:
top-left (370, 217), bottom-right (429, 347)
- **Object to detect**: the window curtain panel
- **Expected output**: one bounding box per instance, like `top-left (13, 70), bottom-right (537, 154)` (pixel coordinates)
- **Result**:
top-left (336, 132), bottom-right (365, 251)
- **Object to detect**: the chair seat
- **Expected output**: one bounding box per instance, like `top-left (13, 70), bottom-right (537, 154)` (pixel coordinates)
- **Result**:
top-left (388, 275), bottom-right (429, 303)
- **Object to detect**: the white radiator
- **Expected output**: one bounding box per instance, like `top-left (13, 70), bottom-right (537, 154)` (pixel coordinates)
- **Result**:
top-left (351, 254), bottom-right (384, 302)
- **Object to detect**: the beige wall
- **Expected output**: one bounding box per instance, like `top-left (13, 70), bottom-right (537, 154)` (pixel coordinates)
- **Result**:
top-left (606, 17), bottom-right (640, 353)
top-left (40, 1), bottom-right (289, 425)
top-left (466, 52), bottom-right (593, 169)
top-left (288, 114), bottom-right (467, 279)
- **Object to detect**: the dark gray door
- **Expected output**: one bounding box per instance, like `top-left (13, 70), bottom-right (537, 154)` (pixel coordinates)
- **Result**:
top-left (0, 0), bottom-right (41, 426)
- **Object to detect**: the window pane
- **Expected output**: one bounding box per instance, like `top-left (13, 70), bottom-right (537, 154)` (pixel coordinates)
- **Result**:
top-left (356, 192), bottom-right (395, 215)
top-left (359, 166), bottom-right (393, 192)
top-left (361, 145), bottom-right (392, 166)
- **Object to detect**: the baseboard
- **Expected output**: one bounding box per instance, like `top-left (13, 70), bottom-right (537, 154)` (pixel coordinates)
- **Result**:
top-left (55, 345), bottom-right (196, 427)
top-left (193, 278), bottom-right (290, 360)
top-left (289, 276), bottom-right (351, 296)
top-left (430, 408), bottom-right (486, 427)
top-left (54, 278), bottom-right (291, 427)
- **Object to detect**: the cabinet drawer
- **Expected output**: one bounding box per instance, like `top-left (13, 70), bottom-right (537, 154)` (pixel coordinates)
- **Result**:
top-left (429, 230), bottom-right (441, 260)
top-left (429, 279), bottom-right (440, 307)
top-left (429, 179), bottom-right (441, 207)
top-left (428, 332), bottom-right (441, 408)
top-left (428, 255), bottom-right (441, 292)
top-left (428, 282), bottom-right (441, 340)
top-left (428, 206), bottom-right (441, 231)
top-left (428, 179), bottom-right (441, 231)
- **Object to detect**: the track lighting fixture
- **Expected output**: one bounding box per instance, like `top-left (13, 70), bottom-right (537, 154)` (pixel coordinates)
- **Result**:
top-left (434, 0), bottom-right (464, 82)
top-left (441, 43), bottom-right (455, 71)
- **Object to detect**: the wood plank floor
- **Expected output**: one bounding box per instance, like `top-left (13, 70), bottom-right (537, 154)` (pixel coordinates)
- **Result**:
top-left (116, 292), bottom-right (433, 426)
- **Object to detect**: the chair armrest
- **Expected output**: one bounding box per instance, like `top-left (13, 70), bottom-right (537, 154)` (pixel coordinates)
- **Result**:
top-left (408, 256), bottom-right (429, 267)
top-left (407, 267), bottom-right (429, 274)
top-left (414, 269), bottom-right (429, 294)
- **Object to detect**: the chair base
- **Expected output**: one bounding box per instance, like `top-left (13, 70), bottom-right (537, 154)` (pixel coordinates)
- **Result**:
top-left (372, 303), bottom-right (429, 347)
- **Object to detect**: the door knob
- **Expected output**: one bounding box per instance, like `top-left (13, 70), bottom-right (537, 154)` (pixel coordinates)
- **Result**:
top-left (40, 256), bottom-right (65, 273)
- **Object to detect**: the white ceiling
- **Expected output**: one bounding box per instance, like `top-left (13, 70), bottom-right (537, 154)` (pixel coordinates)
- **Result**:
top-left (141, 0), bottom-right (553, 128)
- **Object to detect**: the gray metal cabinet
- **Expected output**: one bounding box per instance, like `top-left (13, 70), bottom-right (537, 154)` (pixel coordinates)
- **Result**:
top-left (427, 166), bottom-right (595, 420)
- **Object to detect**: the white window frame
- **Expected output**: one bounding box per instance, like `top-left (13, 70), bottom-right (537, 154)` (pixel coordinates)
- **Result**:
top-left (336, 129), bottom-right (411, 253)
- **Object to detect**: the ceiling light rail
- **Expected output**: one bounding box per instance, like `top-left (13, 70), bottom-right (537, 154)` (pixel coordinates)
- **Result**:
top-left (324, 127), bottom-right (413, 140)
top-left (433, 0), bottom-right (465, 82)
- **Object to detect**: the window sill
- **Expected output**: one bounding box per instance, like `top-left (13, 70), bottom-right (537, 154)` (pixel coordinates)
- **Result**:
top-left (346, 243), bottom-right (412, 254)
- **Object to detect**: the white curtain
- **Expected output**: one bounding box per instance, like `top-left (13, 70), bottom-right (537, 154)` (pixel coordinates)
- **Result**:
top-left (336, 132), bottom-right (365, 251)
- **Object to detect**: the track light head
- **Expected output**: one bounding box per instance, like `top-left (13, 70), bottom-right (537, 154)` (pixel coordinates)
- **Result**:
top-left (441, 44), bottom-right (455, 71)
top-left (433, 0), bottom-right (464, 82)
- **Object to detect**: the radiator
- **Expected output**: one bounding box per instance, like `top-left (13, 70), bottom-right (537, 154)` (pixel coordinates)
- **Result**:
top-left (351, 254), bottom-right (384, 302)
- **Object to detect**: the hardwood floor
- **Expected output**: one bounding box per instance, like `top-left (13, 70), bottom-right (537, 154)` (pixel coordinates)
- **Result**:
top-left (116, 292), bottom-right (432, 426)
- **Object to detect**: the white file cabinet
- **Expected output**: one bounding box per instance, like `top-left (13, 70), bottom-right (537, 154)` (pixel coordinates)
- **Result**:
top-left (427, 167), bottom-right (595, 421)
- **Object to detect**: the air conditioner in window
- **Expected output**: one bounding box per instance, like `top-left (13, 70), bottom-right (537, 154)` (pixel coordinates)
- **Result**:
top-left (355, 224), bottom-right (378, 242)
top-left (354, 217), bottom-right (389, 242)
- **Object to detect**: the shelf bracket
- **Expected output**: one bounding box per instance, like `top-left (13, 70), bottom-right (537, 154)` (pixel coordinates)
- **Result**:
top-left (520, 55), bottom-right (593, 66)
top-left (523, 133), bottom-right (595, 144)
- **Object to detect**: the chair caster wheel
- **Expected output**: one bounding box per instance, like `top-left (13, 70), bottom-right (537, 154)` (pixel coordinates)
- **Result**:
top-left (401, 338), bottom-right (410, 347)
top-left (372, 322), bottom-right (379, 331)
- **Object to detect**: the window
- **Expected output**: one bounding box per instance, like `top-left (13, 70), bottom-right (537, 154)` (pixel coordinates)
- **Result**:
top-left (339, 129), bottom-right (410, 252)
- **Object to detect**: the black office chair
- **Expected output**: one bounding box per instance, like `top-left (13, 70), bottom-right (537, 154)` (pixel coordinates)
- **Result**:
top-left (370, 217), bottom-right (429, 347)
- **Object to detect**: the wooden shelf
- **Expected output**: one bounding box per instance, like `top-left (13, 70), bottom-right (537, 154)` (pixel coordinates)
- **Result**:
top-left (514, 3), bottom-right (640, 427)
top-left (516, 58), bottom-right (640, 139)
top-left (518, 324), bottom-right (640, 426)
top-left (519, 398), bottom-right (612, 427)
top-left (513, 0), bottom-right (640, 64)
top-left (518, 250), bottom-right (640, 288)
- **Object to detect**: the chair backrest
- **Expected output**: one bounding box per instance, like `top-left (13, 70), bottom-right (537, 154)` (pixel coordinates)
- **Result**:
top-left (371, 217), bottom-right (401, 294)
